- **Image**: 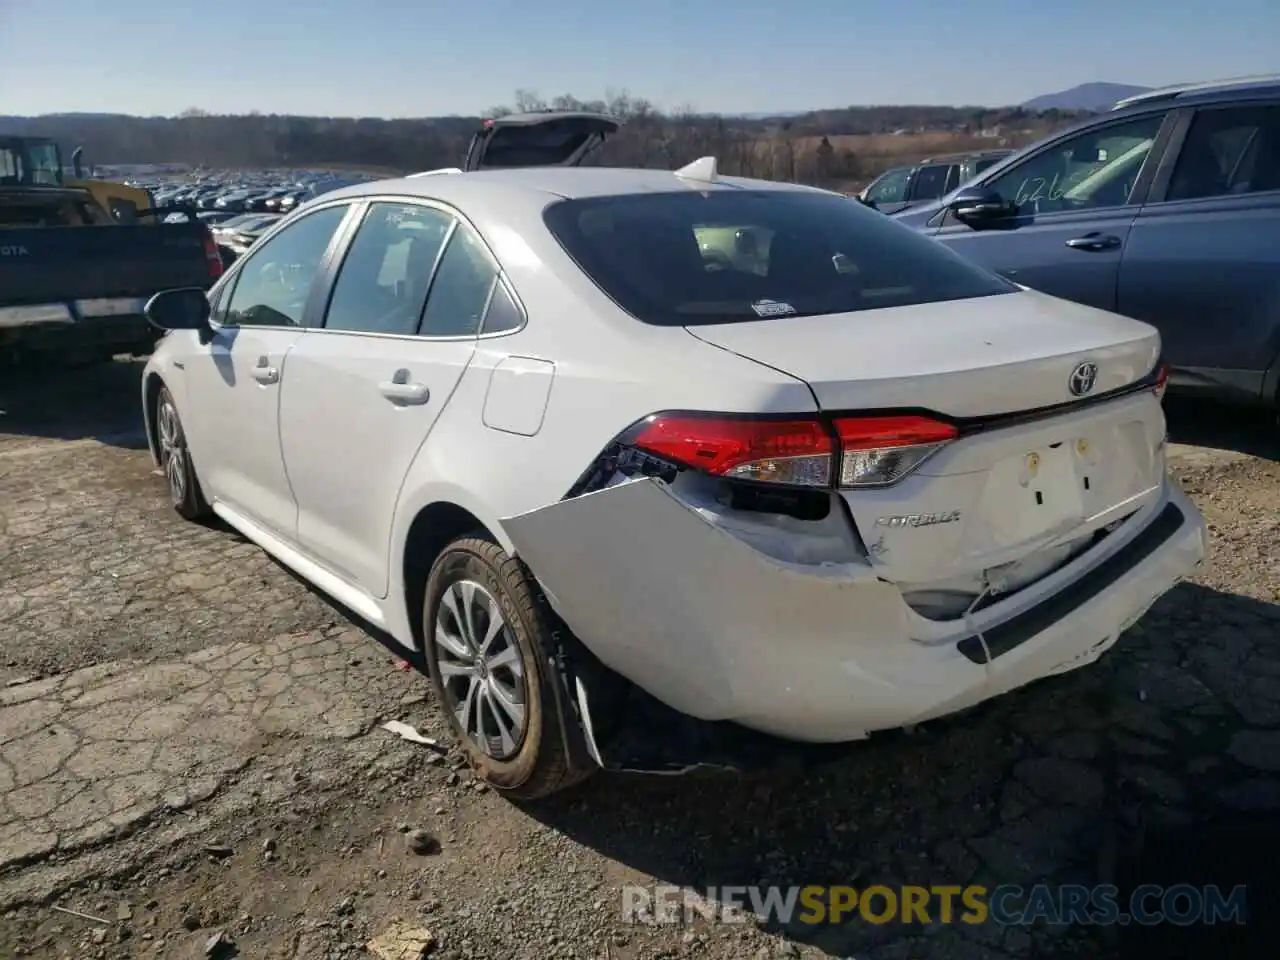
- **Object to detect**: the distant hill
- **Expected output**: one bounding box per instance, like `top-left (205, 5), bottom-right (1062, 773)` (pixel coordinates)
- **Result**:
top-left (1022, 83), bottom-right (1152, 112)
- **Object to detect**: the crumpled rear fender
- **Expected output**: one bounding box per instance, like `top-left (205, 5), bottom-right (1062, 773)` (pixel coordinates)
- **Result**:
top-left (503, 477), bottom-right (919, 732)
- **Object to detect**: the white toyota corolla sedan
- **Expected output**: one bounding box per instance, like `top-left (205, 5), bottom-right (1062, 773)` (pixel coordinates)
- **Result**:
top-left (141, 113), bottom-right (1206, 798)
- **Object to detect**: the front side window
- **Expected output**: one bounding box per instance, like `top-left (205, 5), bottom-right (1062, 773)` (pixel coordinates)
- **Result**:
top-left (1167, 104), bottom-right (1280, 201)
top-left (222, 205), bottom-right (348, 327)
top-left (973, 155), bottom-right (1004, 175)
top-left (908, 164), bottom-right (953, 201)
top-left (986, 114), bottom-right (1166, 214)
top-left (865, 167), bottom-right (911, 204)
top-left (323, 202), bottom-right (454, 336)
top-left (543, 189), bottom-right (1016, 327)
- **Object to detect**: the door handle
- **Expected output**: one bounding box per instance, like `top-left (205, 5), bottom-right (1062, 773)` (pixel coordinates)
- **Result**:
top-left (251, 357), bottom-right (279, 384)
top-left (378, 374), bottom-right (430, 405)
top-left (1064, 233), bottom-right (1121, 252)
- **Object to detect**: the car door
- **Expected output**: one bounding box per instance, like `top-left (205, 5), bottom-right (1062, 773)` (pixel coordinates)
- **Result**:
top-left (180, 202), bottom-right (353, 538)
top-left (278, 199), bottom-right (510, 597)
top-left (931, 111), bottom-right (1174, 313)
top-left (1117, 101), bottom-right (1280, 399)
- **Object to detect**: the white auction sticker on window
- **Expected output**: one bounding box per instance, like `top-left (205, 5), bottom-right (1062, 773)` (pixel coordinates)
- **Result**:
top-left (750, 299), bottom-right (796, 318)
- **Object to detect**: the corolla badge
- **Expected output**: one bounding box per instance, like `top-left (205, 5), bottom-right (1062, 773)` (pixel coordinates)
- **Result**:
top-left (1069, 361), bottom-right (1099, 397)
top-left (875, 510), bottom-right (961, 529)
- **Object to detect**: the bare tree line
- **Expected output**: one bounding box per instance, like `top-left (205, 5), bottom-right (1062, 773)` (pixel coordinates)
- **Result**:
top-left (0, 90), bottom-right (1083, 187)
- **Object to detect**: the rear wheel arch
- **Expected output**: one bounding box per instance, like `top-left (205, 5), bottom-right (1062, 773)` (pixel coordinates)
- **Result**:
top-left (402, 502), bottom-right (498, 651)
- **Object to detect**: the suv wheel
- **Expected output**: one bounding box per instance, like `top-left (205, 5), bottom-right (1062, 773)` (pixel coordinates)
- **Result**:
top-left (422, 535), bottom-right (595, 799)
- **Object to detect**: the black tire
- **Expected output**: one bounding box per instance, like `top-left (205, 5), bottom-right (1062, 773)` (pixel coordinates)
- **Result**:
top-left (155, 385), bottom-right (210, 521)
top-left (422, 535), bottom-right (595, 799)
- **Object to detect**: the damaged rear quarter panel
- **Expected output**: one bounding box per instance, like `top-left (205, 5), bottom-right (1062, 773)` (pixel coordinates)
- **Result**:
top-left (503, 477), bottom-right (933, 733)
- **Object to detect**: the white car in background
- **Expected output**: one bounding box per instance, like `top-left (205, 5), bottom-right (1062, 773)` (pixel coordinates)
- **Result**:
top-left (141, 113), bottom-right (1206, 798)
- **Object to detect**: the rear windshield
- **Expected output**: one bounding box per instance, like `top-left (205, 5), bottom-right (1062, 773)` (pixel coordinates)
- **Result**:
top-left (542, 189), bottom-right (1015, 326)
top-left (478, 122), bottom-right (601, 168)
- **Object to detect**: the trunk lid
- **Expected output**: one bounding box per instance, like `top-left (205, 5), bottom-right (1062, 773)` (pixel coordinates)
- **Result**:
top-left (686, 290), bottom-right (1167, 613)
top-left (462, 112), bottom-right (620, 171)
top-left (685, 289), bottom-right (1160, 417)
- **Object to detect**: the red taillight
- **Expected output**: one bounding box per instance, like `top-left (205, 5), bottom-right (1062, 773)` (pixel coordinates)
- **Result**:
top-left (833, 415), bottom-right (959, 450)
top-left (632, 415), bottom-right (835, 487)
top-left (1153, 362), bottom-right (1169, 401)
top-left (630, 412), bottom-right (957, 489)
top-left (203, 233), bottom-right (224, 280)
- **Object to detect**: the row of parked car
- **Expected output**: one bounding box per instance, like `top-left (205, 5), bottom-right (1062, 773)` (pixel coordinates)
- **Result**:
top-left (129, 169), bottom-right (376, 218)
top-left (122, 169), bottom-right (382, 262)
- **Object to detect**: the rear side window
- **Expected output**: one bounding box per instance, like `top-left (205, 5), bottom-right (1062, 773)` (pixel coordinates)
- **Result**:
top-left (1167, 104), bottom-right (1280, 201)
top-left (419, 224), bottom-right (498, 337)
top-left (481, 280), bottom-right (524, 335)
top-left (543, 189), bottom-right (1015, 326)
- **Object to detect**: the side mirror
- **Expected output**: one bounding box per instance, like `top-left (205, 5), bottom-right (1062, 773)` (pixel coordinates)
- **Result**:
top-left (856, 194), bottom-right (879, 210)
top-left (949, 186), bottom-right (1015, 225)
top-left (145, 288), bottom-right (211, 333)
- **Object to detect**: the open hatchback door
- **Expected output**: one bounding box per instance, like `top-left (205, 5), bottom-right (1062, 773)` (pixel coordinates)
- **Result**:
top-left (462, 112), bottom-right (621, 171)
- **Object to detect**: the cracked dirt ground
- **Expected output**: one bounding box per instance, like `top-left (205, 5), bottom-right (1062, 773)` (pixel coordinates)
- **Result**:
top-left (1, 360), bottom-right (1278, 960)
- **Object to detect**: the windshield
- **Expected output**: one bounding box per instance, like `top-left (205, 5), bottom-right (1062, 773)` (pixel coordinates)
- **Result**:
top-left (0, 148), bottom-right (19, 184)
top-left (0, 140), bottom-right (62, 186)
top-left (475, 120), bottom-right (606, 169)
top-left (543, 190), bottom-right (1015, 326)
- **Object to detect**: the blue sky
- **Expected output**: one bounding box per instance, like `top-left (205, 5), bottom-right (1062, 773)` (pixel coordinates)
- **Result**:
top-left (2, 0), bottom-right (1277, 118)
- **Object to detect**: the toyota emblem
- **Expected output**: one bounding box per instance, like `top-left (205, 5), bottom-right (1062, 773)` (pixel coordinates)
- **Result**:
top-left (1069, 362), bottom-right (1098, 397)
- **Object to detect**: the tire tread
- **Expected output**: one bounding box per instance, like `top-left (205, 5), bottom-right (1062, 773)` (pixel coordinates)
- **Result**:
top-left (427, 535), bottom-right (595, 800)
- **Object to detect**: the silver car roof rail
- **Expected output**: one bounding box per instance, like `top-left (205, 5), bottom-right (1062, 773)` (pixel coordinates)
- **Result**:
top-left (1113, 73), bottom-right (1280, 110)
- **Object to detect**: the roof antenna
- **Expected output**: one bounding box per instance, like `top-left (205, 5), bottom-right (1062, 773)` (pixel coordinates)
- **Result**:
top-left (674, 156), bottom-right (718, 183)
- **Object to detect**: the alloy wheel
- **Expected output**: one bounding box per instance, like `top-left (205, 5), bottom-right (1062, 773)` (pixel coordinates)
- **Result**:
top-left (157, 399), bottom-right (187, 505)
top-left (433, 579), bottom-right (528, 760)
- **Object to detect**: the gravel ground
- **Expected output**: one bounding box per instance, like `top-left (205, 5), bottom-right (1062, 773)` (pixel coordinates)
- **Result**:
top-left (0, 361), bottom-right (1277, 960)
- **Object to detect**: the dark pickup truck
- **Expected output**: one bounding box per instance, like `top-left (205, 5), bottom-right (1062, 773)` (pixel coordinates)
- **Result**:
top-left (0, 196), bottom-right (223, 365)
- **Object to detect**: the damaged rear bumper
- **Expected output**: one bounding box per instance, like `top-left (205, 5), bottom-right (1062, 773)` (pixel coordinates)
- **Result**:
top-left (504, 477), bottom-right (1206, 755)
